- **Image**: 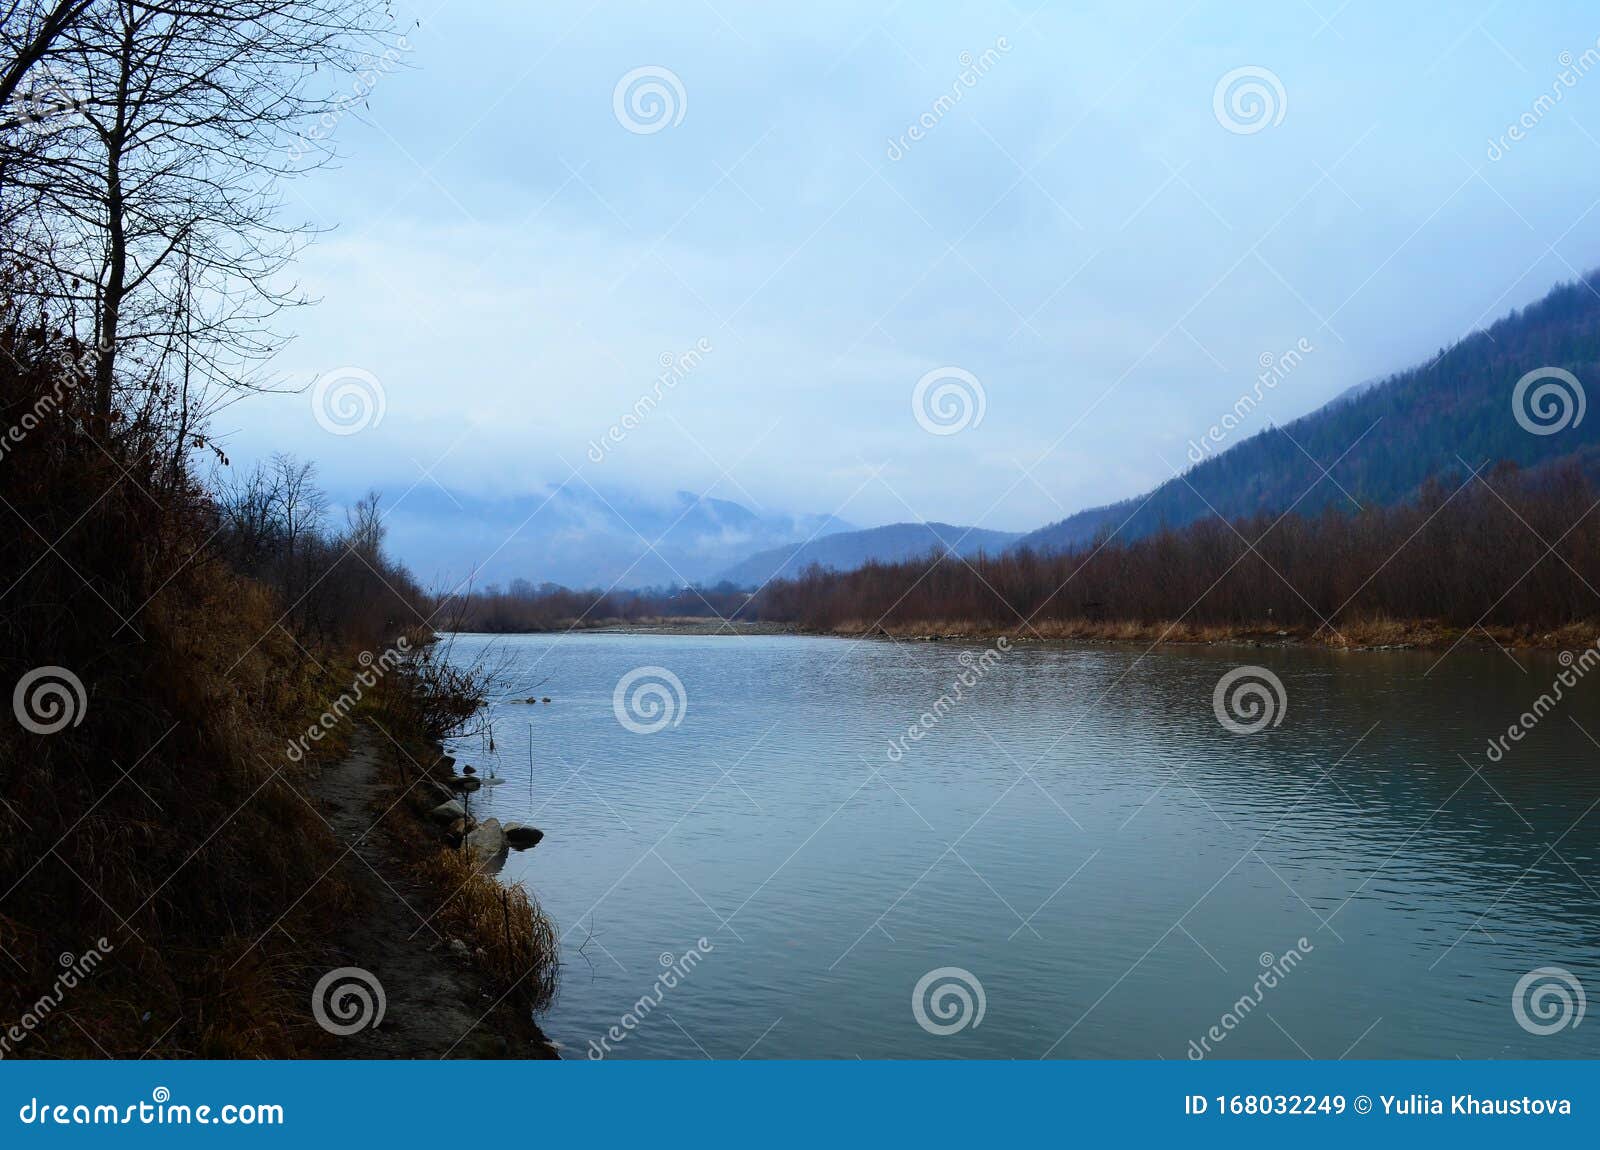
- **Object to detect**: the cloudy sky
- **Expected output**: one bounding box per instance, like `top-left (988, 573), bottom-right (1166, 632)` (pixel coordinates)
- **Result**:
top-left (222, 0), bottom-right (1600, 568)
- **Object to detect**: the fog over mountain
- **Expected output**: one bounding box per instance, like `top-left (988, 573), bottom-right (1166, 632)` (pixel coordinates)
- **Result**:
top-left (381, 484), bottom-right (851, 591)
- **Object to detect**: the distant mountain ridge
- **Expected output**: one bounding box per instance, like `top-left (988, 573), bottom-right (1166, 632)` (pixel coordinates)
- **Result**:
top-left (718, 522), bottom-right (1022, 588)
top-left (1016, 273), bottom-right (1600, 554)
top-left (382, 484), bottom-right (853, 589)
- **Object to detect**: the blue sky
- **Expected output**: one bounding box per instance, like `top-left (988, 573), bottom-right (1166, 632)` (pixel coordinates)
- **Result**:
top-left (225, 0), bottom-right (1600, 551)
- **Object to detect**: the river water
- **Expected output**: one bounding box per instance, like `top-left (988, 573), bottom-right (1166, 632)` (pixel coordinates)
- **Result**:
top-left (440, 630), bottom-right (1599, 1059)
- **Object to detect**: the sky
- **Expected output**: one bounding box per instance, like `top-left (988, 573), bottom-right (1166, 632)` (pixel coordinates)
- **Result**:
top-left (218, 0), bottom-right (1600, 579)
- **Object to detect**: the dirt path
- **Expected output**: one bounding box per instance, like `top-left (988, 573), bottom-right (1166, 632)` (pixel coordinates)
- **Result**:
top-left (309, 725), bottom-right (554, 1058)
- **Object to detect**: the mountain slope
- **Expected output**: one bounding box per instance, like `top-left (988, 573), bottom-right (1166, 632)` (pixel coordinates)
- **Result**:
top-left (1018, 273), bottom-right (1600, 553)
top-left (383, 484), bottom-right (853, 589)
top-left (719, 522), bottom-right (1021, 588)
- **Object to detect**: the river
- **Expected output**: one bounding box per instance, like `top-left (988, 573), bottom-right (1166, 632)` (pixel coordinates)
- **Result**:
top-left (441, 630), bottom-right (1599, 1059)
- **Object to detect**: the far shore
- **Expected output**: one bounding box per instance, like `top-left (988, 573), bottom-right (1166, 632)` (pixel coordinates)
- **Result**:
top-left (452, 615), bottom-right (1600, 652)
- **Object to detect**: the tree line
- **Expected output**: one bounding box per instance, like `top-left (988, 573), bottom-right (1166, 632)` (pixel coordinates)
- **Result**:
top-left (745, 460), bottom-right (1600, 637)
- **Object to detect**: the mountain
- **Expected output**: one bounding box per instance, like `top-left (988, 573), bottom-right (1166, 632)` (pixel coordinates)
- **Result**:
top-left (1017, 273), bottom-right (1600, 553)
top-left (381, 484), bottom-right (852, 590)
top-left (718, 522), bottom-right (1022, 588)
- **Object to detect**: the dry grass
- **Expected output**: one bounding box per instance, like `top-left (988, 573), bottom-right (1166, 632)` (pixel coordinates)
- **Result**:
top-left (412, 848), bottom-right (559, 1013)
top-left (828, 615), bottom-right (1600, 650)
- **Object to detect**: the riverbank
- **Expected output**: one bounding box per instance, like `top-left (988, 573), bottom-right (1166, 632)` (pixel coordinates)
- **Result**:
top-left (307, 723), bottom-right (558, 1058)
top-left (821, 616), bottom-right (1600, 651)
top-left (450, 616), bottom-right (1600, 651)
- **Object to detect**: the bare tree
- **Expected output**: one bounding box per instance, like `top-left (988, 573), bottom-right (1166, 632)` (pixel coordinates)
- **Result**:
top-left (1, 0), bottom-right (404, 445)
top-left (269, 451), bottom-right (326, 563)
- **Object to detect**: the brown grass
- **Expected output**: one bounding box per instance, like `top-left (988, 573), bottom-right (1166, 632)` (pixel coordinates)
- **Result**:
top-left (826, 615), bottom-right (1600, 650)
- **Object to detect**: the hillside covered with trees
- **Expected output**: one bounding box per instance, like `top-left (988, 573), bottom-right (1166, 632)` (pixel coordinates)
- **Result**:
top-left (1019, 274), bottom-right (1600, 552)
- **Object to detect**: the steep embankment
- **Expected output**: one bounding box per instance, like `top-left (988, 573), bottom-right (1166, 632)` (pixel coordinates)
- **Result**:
top-left (310, 725), bottom-right (556, 1058)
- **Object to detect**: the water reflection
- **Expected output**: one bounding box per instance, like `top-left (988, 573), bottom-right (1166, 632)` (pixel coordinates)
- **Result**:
top-left (442, 632), bottom-right (1599, 1060)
